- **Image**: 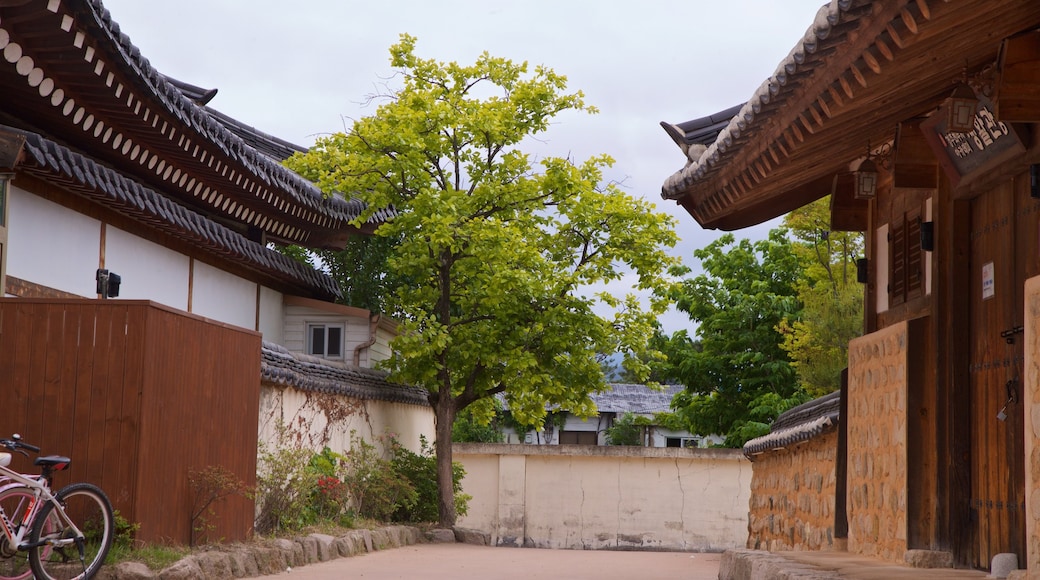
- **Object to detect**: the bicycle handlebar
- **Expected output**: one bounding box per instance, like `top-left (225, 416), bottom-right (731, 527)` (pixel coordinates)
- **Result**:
top-left (0, 434), bottom-right (41, 455)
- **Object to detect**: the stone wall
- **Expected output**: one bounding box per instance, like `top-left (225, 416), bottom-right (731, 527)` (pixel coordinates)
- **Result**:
top-left (454, 443), bottom-right (750, 551)
top-left (846, 321), bottom-right (909, 562)
top-left (746, 431), bottom-right (838, 551)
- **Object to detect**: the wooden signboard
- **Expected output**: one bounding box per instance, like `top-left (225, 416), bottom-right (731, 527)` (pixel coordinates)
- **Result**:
top-left (920, 97), bottom-right (1025, 192)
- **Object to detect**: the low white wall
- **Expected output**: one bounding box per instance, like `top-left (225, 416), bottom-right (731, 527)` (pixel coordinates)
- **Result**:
top-left (454, 443), bottom-right (750, 552)
top-left (258, 385), bottom-right (435, 455)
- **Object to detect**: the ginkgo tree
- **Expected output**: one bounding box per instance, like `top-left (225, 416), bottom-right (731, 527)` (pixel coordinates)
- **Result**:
top-left (287, 35), bottom-right (679, 527)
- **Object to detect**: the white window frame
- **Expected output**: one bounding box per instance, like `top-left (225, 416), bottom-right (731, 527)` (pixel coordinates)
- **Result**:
top-left (667, 436), bottom-right (700, 449)
top-left (306, 322), bottom-right (345, 359)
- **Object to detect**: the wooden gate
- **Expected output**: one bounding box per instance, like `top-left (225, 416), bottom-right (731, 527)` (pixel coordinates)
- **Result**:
top-left (968, 176), bottom-right (1035, 568)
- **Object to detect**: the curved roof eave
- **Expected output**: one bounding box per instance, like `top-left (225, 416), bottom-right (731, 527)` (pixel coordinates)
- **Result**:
top-left (12, 126), bottom-right (341, 299)
top-left (657, 0), bottom-right (1040, 230)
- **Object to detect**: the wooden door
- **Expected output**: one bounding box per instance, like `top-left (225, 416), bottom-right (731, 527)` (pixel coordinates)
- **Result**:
top-left (968, 179), bottom-right (1029, 569)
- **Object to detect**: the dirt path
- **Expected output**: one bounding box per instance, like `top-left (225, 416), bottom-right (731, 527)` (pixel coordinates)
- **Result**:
top-left (253, 543), bottom-right (721, 580)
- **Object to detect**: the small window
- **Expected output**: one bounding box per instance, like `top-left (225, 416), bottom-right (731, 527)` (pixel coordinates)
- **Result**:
top-left (307, 323), bottom-right (344, 358)
top-left (559, 431), bottom-right (598, 445)
top-left (666, 437), bottom-right (700, 448)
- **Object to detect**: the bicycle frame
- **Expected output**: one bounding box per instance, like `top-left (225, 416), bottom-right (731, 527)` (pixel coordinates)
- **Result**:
top-left (0, 461), bottom-right (84, 555)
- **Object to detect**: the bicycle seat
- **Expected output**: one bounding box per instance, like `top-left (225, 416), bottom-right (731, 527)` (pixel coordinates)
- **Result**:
top-left (0, 453), bottom-right (9, 468)
top-left (34, 455), bottom-right (70, 471)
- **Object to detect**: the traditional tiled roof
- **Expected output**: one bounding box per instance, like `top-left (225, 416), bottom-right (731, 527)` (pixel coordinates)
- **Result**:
top-left (660, 104), bottom-right (742, 152)
top-left (260, 342), bottom-right (430, 407)
top-left (590, 383), bottom-right (684, 415)
top-left (742, 390), bottom-right (841, 459)
top-left (660, 0), bottom-right (1040, 230)
top-left (0, 1), bottom-right (393, 250)
top-left (11, 126), bottom-right (339, 299)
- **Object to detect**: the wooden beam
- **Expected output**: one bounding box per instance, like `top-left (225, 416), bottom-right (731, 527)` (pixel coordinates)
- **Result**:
top-left (828, 86), bottom-right (845, 108)
top-left (996, 30), bottom-right (1040, 122)
top-left (886, 23), bottom-right (906, 49)
top-left (915, 0), bottom-right (932, 20)
top-left (839, 74), bottom-right (856, 99)
top-left (817, 97), bottom-right (833, 119)
top-left (876, 37), bottom-right (895, 62)
top-left (901, 7), bottom-right (919, 35)
top-left (810, 102), bottom-right (826, 126)
top-left (894, 118), bottom-right (938, 189)
top-left (850, 61), bottom-right (868, 88)
top-left (863, 49), bottom-right (882, 75)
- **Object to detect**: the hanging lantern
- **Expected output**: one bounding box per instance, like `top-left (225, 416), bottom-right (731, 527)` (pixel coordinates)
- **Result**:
top-left (946, 83), bottom-right (979, 133)
top-left (854, 157), bottom-right (878, 199)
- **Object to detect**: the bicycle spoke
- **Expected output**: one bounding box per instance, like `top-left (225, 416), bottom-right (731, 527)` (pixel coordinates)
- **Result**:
top-left (28, 484), bottom-right (113, 580)
top-left (0, 487), bottom-right (34, 580)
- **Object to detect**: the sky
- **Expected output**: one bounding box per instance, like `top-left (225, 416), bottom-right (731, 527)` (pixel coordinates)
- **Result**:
top-left (100, 0), bottom-right (827, 335)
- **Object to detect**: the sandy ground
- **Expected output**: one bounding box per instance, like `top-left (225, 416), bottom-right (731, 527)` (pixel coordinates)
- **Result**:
top-left (253, 543), bottom-right (721, 580)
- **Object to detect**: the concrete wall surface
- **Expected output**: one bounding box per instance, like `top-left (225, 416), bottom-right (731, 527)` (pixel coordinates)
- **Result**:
top-left (454, 443), bottom-right (751, 552)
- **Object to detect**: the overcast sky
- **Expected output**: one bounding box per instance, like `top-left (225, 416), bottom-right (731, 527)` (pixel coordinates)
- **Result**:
top-left (101, 0), bottom-right (826, 335)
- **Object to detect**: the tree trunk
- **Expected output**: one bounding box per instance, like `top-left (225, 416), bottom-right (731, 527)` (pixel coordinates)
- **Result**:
top-left (433, 398), bottom-right (457, 528)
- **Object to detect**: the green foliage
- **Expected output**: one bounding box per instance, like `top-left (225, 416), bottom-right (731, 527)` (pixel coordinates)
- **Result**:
top-left (112, 510), bottom-right (139, 551)
top-left (187, 465), bottom-right (249, 546)
top-left (389, 436), bottom-right (470, 523)
top-left (254, 425), bottom-right (320, 535)
top-left (271, 244), bottom-right (316, 268)
top-left (338, 433), bottom-right (418, 522)
top-left (604, 412), bottom-right (644, 446)
top-left (286, 35), bottom-right (678, 526)
top-left (452, 404), bottom-right (505, 443)
top-left (107, 543), bottom-right (189, 572)
top-left (778, 197), bottom-right (864, 396)
top-left (665, 229), bottom-right (804, 448)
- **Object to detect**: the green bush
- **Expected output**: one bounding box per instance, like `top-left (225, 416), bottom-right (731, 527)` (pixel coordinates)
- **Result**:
top-left (389, 435), bottom-right (470, 523)
top-left (340, 433), bottom-right (418, 522)
top-left (254, 425), bottom-right (319, 534)
top-left (604, 412), bottom-right (644, 446)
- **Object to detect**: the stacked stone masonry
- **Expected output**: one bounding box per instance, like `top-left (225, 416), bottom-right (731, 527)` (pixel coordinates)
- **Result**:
top-left (746, 431), bottom-right (838, 552)
top-left (846, 322), bottom-right (909, 563)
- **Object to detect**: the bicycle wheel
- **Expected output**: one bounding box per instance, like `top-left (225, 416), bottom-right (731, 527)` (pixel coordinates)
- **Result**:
top-left (28, 483), bottom-right (113, 580)
top-left (0, 485), bottom-right (33, 580)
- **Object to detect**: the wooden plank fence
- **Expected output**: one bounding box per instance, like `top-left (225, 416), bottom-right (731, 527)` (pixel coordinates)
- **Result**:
top-left (0, 298), bottom-right (261, 544)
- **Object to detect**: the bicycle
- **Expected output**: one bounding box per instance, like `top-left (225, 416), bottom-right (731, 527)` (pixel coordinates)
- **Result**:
top-left (0, 434), bottom-right (114, 580)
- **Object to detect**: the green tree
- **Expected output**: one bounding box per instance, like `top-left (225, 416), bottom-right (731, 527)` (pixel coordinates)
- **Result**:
top-left (315, 235), bottom-right (406, 315)
top-left (604, 412), bottom-right (645, 446)
top-left (666, 230), bottom-right (806, 447)
top-left (286, 35), bottom-right (678, 527)
top-left (779, 197), bottom-right (864, 396)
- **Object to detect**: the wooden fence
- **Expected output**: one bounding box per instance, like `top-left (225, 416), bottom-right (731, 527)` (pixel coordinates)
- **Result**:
top-left (0, 298), bottom-right (260, 544)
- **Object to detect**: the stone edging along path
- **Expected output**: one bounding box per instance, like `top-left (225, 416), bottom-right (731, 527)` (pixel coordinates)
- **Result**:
top-left (96, 526), bottom-right (492, 580)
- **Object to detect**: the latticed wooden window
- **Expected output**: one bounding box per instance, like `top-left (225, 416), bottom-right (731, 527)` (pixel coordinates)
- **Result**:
top-left (888, 211), bottom-right (924, 306)
top-left (889, 221), bottom-right (907, 306)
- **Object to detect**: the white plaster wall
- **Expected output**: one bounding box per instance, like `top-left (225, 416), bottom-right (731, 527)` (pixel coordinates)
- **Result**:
top-left (283, 304), bottom-right (394, 367)
top-left (454, 444), bottom-right (751, 552)
top-left (258, 286), bottom-right (284, 344)
top-left (258, 385), bottom-right (435, 455)
top-left (191, 260), bottom-right (257, 330)
top-left (7, 186), bottom-right (100, 297)
top-left (104, 226), bottom-right (189, 307)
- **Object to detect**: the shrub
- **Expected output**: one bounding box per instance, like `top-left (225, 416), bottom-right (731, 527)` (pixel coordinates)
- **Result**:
top-left (388, 435), bottom-right (470, 523)
top-left (254, 426), bottom-right (319, 534)
top-left (339, 433), bottom-right (417, 521)
top-left (605, 412), bottom-right (644, 446)
top-left (188, 465), bottom-right (250, 546)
